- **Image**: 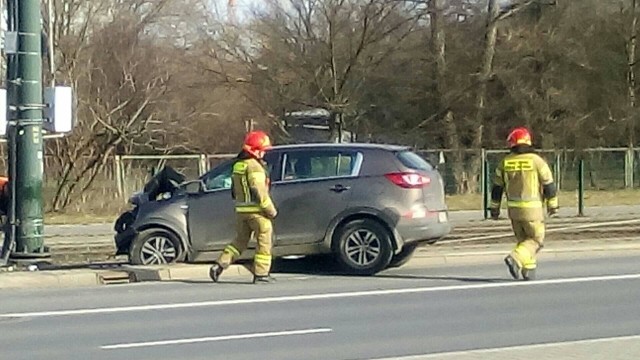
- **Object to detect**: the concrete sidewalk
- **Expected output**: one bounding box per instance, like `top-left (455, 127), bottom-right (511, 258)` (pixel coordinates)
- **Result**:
top-left (2, 239), bottom-right (640, 290)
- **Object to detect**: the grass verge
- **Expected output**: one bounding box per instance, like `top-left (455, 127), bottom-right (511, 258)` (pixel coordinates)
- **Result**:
top-left (447, 189), bottom-right (640, 211)
top-left (41, 189), bottom-right (640, 224)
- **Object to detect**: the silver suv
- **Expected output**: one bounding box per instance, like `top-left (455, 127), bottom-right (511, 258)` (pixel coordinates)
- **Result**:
top-left (114, 143), bottom-right (452, 275)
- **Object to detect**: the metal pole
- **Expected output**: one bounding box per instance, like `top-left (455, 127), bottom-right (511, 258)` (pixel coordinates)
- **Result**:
top-left (578, 159), bottom-right (585, 217)
top-left (482, 150), bottom-right (490, 220)
top-left (554, 152), bottom-right (561, 191)
top-left (626, 147), bottom-right (635, 188)
top-left (2, 0), bottom-right (16, 265)
top-left (6, 0), bottom-right (48, 260)
top-left (114, 155), bottom-right (123, 198)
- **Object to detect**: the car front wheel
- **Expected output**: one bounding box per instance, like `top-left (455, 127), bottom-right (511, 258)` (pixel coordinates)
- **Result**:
top-left (334, 219), bottom-right (393, 275)
top-left (129, 228), bottom-right (183, 265)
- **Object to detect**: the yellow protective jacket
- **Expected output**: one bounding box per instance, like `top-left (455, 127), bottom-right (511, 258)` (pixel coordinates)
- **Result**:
top-left (490, 149), bottom-right (558, 221)
top-left (231, 155), bottom-right (277, 218)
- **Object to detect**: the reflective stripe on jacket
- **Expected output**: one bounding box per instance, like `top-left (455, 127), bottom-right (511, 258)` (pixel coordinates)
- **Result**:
top-left (492, 152), bottom-right (555, 221)
top-left (231, 158), bottom-right (276, 216)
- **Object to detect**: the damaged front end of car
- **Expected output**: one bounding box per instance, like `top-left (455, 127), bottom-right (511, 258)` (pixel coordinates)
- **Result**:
top-left (113, 166), bottom-right (187, 254)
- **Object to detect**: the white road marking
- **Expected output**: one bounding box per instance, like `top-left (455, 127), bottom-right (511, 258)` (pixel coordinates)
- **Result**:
top-left (2, 273), bottom-right (640, 318)
top-left (101, 328), bottom-right (332, 350)
top-left (373, 334), bottom-right (640, 359)
top-left (100, 328), bottom-right (333, 350)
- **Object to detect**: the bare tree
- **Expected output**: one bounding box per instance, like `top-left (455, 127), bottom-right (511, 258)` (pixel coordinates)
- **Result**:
top-left (211, 0), bottom-right (422, 141)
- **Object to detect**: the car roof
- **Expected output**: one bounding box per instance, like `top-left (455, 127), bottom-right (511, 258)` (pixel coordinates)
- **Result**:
top-left (271, 143), bottom-right (410, 152)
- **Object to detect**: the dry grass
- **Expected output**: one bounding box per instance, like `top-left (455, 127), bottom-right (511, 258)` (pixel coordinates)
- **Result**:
top-left (446, 189), bottom-right (640, 211)
top-left (41, 189), bottom-right (640, 224)
top-left (45, 212), bottom-right (119, 225)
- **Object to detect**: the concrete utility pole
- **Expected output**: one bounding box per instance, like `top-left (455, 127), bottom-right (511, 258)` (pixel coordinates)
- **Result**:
top-left (4, 0), bottom-right (48, 261)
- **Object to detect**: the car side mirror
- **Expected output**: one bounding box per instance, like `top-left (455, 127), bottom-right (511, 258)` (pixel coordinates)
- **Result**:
top-left (184, 180), bottom-right (205, 195)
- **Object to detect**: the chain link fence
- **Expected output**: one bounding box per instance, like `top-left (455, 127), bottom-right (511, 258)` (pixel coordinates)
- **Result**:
top-left (419, 148), bottom-right (637, 195)
top-left (0, 147), bottom-right (634, 213)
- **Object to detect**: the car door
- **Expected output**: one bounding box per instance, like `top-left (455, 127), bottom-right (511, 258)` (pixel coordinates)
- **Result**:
top-left (187, 152), bottom-right (281, 252)
top-left (270, 149), bottom-right (363, 245)
top-left (187, 160), bottom-right (236, 252)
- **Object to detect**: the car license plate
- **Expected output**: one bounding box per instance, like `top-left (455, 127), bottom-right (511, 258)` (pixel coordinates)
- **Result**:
top-left (438, 212), bottom-right (448, 223)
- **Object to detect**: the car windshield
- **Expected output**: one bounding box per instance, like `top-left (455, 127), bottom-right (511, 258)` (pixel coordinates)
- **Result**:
top-left (396, 151), bottom-right (433, 171)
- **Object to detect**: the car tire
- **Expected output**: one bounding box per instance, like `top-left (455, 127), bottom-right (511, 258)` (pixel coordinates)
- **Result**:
top-left (129, 228), bottom-right (183, 265)
top-left (334, 218), bottom-right (393, 275)
top-left (388, 243), bottom-right (419, 268)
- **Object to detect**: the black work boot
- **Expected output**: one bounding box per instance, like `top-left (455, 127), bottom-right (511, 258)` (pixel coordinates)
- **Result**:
top-left (209, 263), bottom-right (223, 283)
top-left (504, 255), bottom-right (521, 280)
top-left (522, 268), bottom-right (536, 281)
top-left (253, 275), bottom-right (275, 284)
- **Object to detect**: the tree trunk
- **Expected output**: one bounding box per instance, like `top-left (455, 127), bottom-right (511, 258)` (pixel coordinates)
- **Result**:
top-left (466, 0), bottom-right (501, 194)
top-left (431, 0), bottom-right (447, 103)
top-left (628, 0), bottom-right (638, 148)
top-left (430, 0), bottom-right (468, 193)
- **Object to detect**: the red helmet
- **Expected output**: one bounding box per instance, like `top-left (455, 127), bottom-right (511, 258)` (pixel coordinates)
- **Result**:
top-left (507, 127), bottom-right (532, 148)
top-left (243, 130), bottom-right (272, 158)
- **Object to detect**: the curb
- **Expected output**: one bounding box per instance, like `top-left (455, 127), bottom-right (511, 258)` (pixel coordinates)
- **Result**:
top-left (406, 243), bottom-right (640, 268)
top-left (2, 241), bottom-right (640, 290)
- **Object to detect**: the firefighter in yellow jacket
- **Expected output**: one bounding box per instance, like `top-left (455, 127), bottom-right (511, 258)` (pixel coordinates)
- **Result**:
top-left (490, 127), bottom-right (559, 281)
top-left (209, 130), bottom-right (278, 284)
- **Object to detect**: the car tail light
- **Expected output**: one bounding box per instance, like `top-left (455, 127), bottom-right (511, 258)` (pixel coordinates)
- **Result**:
top-left (404, 206), bottom-right (428, 219)
top-left (385, 172), bottom-right (431, 188)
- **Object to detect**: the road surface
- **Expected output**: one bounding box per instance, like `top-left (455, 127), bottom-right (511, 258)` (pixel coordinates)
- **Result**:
top-left (1, 254), bottom-right (640, 359)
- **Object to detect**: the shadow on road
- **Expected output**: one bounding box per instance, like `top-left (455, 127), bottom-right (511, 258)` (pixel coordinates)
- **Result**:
top-left (271, 257), bottom-right (509, 283)
top-left (177, 279), bottom-right (254, 286)
top-left (270, 256), bottom-right (352, 277)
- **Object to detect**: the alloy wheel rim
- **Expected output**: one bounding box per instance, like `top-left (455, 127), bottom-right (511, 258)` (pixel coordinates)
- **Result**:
top-left (345, 229), bottom-right (381, 266)
top-left (141, 235), bottom-right (177, 265)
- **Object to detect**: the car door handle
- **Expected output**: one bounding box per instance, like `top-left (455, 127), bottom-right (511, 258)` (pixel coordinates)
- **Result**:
top-left (330, 184), bottom-right (351, 193)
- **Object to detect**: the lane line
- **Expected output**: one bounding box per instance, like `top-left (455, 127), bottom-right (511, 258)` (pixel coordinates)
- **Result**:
top-left (3, 273), bottom-right (640, 318)
top-left (101, 328), bottom-right (332, 350)
top-left (373, 334), bottom-right (640, 359)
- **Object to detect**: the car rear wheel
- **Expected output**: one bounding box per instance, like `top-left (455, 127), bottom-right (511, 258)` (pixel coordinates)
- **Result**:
top-left (334, 219), bottom-right (393, 275)
top-left (129, 228), bottom-right (183, 265)
top-left (388, 243), bottom-right (419, 268)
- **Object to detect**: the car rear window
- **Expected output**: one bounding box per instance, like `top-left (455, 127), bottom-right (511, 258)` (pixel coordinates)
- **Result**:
top-left (396, 151), bottom-right (433, 171)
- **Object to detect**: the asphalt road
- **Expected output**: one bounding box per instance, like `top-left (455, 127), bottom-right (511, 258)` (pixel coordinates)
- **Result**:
top-left (43, 204), bottom-right (640, 238)
top-left (1, 254), bottom-right (640, 360)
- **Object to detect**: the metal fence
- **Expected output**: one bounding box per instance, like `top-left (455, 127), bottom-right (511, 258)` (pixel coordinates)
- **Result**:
top-left (0, 147), bottom-right (633, 212)
top-left (114, 147), bottom-right (640, 197)
top-left (419, 148), bottom-right (638, 194)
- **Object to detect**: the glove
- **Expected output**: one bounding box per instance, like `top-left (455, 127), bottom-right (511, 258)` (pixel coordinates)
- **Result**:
top-left (266, 209), bottom-right (278, 220)
top-left (490, 207), bottom-right (500, 220)
top-left (547, 207), bottom-right (558, 217)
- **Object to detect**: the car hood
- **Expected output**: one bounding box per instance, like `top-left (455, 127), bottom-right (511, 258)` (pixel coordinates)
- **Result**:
top-left (130, 166), bottom-right (187, 205)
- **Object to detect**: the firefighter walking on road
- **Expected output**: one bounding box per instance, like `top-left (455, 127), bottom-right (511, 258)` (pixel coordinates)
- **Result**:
top-left (489, 127), bottom-right (559, 281)
top-left (209, 130), bottom-right (278, 284)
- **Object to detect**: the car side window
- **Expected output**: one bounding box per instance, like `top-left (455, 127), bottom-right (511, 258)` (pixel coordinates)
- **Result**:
top-left (282, 150), bottom-right (358, 181)
top-left (203, 152), bottom-right (280, 191)
top-left (203, 161), bottom-right (233, 191)
top-left (264, 151), bottom-right (280, 182)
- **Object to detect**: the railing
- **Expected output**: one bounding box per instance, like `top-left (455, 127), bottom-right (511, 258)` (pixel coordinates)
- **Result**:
top-left (113, 148), bottom-right (640, 198)
top-left (417, 148), bottom-right (639, 194)
top-left (0, 147), bottom-right (634, 213)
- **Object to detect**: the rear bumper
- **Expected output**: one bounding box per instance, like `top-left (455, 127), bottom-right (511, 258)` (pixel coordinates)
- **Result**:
top-left (395, 211), bottom-right (452, 245)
